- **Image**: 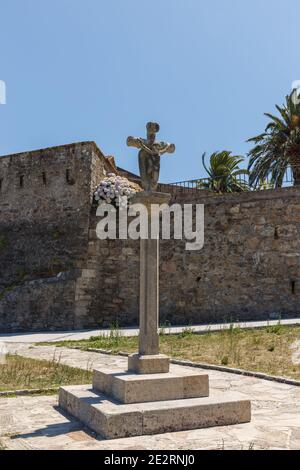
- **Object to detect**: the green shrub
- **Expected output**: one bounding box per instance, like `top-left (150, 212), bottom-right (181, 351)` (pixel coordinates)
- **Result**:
top-left (221, 356), bottom-right (229, 365)
top-left (266, 324), bottom-right (283, 335)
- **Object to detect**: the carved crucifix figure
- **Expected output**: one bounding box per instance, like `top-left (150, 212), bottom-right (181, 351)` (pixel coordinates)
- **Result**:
top-left (127, 122), bottom-right (175, 192)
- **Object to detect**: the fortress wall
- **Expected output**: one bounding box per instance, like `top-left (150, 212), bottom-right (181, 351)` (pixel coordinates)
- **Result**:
top-left (0, 142), bottom-right (98, 222)
top-left (81, 187), bottom-right (300, 327)
top-left (1, 141), bottom-right (300, 331)
top-left (0, 142), bottom-right (108, 331)
top-left (0, 273), bottom-right (77, 331)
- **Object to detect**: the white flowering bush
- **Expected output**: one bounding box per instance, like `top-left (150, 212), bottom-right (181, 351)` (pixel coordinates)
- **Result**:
top-left (94, 173), bottom-right (137, 209)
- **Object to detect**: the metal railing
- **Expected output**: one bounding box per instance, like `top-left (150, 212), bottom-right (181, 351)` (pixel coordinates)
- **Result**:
top-left (161, 165), bottom-right (297, 193)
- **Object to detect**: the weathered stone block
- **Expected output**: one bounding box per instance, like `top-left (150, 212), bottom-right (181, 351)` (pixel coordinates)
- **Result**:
top-left (92, 366), bottom-right (209, 403)
top-left (142, 396), bottom-right (251, 435)
top-left (59, 384), bottom-right (251, 439)
top-left (128, 353), bottom-right (170, 374)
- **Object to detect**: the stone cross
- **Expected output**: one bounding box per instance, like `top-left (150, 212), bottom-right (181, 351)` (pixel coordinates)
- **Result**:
top-left (127, 123), bottom-right (175, 375)
top-left (127, 122), bottom-right (175, 192)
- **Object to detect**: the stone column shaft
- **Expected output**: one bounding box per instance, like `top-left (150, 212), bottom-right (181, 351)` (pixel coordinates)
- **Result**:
top-left (128, 191), bottom-right (171, 374)
top-left (139, 236), bottom-right (159, 355)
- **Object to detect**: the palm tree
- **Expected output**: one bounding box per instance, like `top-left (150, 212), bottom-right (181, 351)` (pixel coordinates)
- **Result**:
top-left (248, 90), bottom-right (300, 188)
top-left (200, 151), bottom-right (249, 193)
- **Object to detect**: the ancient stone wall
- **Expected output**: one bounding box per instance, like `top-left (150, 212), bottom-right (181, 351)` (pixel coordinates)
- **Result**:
top-left (1, 141), bottom-right (300, 331)
top-left (0, 142), bottom-right (108, 331)
top-left (83, 187), bottom-right (300, 327)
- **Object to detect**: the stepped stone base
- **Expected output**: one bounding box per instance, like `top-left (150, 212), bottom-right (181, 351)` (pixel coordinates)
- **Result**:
top-left (59, 384), bottom-right (251, 439)
top-left (59, 363), bottom-right (251, 439)
top-left (92, 367), bottom-right (209, 404)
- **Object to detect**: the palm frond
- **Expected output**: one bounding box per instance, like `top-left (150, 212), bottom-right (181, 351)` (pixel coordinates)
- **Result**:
top-left (248, 91), bottom-right (300, 188)
top-left (202, 151), bottom-right (248, 193)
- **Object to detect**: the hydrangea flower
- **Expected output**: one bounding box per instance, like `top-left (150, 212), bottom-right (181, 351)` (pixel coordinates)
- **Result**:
top-left (94, 173), bottom-right (137, 208)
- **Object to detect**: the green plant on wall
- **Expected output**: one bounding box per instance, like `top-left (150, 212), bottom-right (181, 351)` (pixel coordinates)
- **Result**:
top-left (52, 230), bottom-right (64, 240)
top-left (16, 266), bottom-right (27, 280)
top-left (0, 235), bottom-right (8, 250)
top-left (0, 284), bottom-right (17, 301)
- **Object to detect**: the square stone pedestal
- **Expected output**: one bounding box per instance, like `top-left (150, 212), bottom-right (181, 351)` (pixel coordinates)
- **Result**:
top-left (59, 364), bottom-right (251, 439)
top-left (92, 366), bottom-right (209, 403)
top-left (128, 353), bottom-right (170, 374)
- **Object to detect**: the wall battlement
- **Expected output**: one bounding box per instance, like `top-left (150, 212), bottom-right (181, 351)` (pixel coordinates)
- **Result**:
top-left (0, 142), bottom-right (113, 222)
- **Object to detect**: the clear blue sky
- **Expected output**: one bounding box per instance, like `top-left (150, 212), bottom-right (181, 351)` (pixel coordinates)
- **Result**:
top-left (1, 0), bottom-right (299, 182)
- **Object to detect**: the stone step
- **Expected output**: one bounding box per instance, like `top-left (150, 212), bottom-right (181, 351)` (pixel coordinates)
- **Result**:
top-left (59, 384), bottom-right (251, 439)
top-left (92, 366), bottom-right (209, 404)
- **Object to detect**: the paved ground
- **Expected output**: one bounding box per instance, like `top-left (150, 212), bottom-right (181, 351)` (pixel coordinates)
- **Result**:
top-left (0, 343), bottom-right (300, 450)
top-left (1, 318), bottom-right (299, 343)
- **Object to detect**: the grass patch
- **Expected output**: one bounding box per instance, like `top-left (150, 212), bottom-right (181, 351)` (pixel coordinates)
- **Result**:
top-left (0, 389), bottom-right (58, 398)
top-left (38, 332), bottom-right (138, 353)
top-left (38, 324), bottom-right (300, 380)
top-left (0, 354), bottom-right (92, 392)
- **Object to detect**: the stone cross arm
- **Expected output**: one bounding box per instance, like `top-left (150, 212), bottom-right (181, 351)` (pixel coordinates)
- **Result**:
top-left (127, 136), bottom-right (143, 149)
top-left (155, 141), bottom-right (176, 155)
top-left (127, 136), bottom-right (175, 156)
